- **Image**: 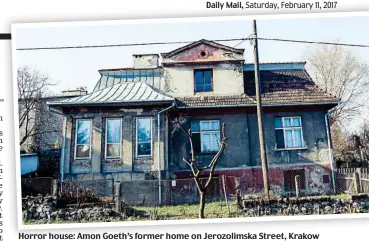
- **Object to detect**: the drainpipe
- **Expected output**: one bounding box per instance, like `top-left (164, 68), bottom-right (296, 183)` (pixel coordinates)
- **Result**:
top-left (157, 102), bottom-right (175, 206)
top-left (325, 110), bottom-right (336, 194)
top-left (60, 116), bottom-right (67, 183)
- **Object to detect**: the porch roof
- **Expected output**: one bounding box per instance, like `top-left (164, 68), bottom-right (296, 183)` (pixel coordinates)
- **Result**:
top-left (47, 81), bottom-right (173, 108)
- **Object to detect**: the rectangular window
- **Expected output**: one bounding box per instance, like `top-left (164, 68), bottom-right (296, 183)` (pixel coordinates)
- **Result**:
top-left (194, 69), bottom-right (213, 92)
top-left (136, 117), bottom-right (152, 157)
top-left (275, 116), bottom-right (304, 149)
top-left (75, 119), bottom-right (92, 159)
top-left (191, 120), bottom-right (220, 153)
top-left (105, 119), bottom-right (122, 159)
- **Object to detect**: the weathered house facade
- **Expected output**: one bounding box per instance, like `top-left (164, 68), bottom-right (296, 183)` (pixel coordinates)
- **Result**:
top-left (48, 40), bottom-right (339, 199)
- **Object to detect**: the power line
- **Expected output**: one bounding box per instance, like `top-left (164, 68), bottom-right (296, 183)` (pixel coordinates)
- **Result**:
top-left (258, 37), bottom-right (369, 48)
top-left (233, 34), bottom-right (253, 48)
top-left (16, 37), bottom-right (369, 51)
top-left (16, 38), bottom-right (248, 51)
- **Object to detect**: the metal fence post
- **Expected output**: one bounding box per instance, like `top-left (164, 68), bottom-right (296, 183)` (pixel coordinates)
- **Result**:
top-left (295, 175), bottom-right (301, 198)
top-left (115, 182), bottom-right (121, 213)
top-left (111, 178), bottom-right (115, 203)
top-left (52, 179), bottom-right (58, 196)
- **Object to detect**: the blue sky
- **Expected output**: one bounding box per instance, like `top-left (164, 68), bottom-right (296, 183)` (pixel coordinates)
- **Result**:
top-left (13, 15), bottom-right (369, 131)
top-left (14, 15), bottom-right (369, 92)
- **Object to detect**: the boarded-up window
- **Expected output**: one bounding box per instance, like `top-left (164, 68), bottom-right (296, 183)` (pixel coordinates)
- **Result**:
top-left (284, 169), bottom-right (306, 192)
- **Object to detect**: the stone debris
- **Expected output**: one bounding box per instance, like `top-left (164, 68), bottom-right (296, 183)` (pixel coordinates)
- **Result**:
top-left (22, 194), bottom-right (143, 222)
top-left (240, 194), bottom-right (369, 217)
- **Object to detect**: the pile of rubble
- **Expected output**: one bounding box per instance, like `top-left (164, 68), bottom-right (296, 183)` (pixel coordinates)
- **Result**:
top-left (22, 194), bottom-right (143, 222)
top-left (240, 194), bottom-right (369, 217)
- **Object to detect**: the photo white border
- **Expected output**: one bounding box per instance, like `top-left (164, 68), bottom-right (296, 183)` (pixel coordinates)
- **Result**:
top-left (11, 10), bottom-right (369, 231)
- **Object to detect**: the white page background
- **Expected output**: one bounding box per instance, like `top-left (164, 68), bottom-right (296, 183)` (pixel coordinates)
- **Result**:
top-left (1, 1), bottom-right (369, 240)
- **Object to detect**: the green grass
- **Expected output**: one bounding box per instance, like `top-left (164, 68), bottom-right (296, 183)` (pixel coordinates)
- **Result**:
top-left (328, 193), bottom-right (349, 199)
top-left (23, 200), bottom-right (237, 225)
top-left (132, 200), bottom-right (237, 220)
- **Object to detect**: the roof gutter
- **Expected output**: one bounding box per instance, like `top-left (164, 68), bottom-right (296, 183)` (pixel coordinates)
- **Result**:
top-left (157, 101), bottom-right (176, 206)
top-left (47, 99), bottom-right (174, 108)
top-left (175, 101), bottom-right (340, 109)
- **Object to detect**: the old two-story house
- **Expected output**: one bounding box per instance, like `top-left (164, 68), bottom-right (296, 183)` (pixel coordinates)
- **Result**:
top-left (48, 39), bottom-right (339, 200)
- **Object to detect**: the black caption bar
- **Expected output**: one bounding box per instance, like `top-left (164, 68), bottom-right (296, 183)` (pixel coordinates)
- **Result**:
top-left (0, 34), bottom-right (11, 40)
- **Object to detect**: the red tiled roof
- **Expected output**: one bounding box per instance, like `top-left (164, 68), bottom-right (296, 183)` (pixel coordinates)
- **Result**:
top-left (176, 69), bottom-right (340, 108)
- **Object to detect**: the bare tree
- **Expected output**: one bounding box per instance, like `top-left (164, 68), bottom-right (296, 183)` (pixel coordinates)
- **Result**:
top-left (333, 120), bottom-right (369, 167)
top-left (307, 44), bottom-right (369, 125)
top-left (18, 66), bottom-right (59, 152)
top-left (172, 116), bottom-right (228, 219)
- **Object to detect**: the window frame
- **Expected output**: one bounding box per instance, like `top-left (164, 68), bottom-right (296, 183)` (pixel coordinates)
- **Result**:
top-left (74, 119), bottom-right (93, 160)
top-left (194, 69), bottom-right (213, 93)
top-left (275, 116), bottom-right (305, 150)
top-left (135, 117), bottom-right (153, 158)
top-left (191, 120), bottom-right (221, 154)
top-left (104, 118), bottom-right (123, 159)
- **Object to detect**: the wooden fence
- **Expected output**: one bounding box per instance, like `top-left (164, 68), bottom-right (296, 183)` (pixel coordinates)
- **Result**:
top-left (336, 168), bottom-right (369, 194)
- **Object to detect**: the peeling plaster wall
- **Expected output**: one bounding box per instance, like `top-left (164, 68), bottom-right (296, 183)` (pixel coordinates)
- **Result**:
top-left (162, 44), bottom-right (244, 97)
top-left (174, 163), bottom-right (333, 196)
top-left (168, 108), bottom-right (333, 194)
top-left (164, 63), bottom-right (244, 97)
top-left (169, 108), bottom-right (331, 171)
top-left (169, 112), bottom-right (251, 172)
top-left (162, 44), bottom-right (244, 63)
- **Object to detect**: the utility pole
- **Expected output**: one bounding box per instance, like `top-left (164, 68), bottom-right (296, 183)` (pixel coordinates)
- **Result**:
top-left (252, 20), bottom-right (270, 199)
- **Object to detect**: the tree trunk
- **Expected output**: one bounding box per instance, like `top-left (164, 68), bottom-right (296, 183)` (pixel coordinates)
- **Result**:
top-left (199, 191), bottom-right (205, 219)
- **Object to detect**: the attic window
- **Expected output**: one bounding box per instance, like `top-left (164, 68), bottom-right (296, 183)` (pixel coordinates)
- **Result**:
top-left (194, 69), bottom-right (213, 92)
top-left (198, 50), bottom-right (209, 59)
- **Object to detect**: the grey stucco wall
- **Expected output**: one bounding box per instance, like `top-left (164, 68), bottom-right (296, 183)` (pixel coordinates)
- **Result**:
top-left (169, 113), bottom-right (251, 171)
top-left (62, 106), bottom-right (167, 180)
top-left (169, 108), bottom-right (330, 172)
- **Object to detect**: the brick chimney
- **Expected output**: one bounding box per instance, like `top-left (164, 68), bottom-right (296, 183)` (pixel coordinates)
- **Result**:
top-left (62, 89), bottom-right (88, 97)
top-left (133, 54), bottom-right (159, 68)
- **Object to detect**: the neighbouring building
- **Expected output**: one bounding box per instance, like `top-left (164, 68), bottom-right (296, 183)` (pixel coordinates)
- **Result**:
top-left (48, 40), bottom-right (340, 203)
top-left (19, 89), bottom-right (88, 153)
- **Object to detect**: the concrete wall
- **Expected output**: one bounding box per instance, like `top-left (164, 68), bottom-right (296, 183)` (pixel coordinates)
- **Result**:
top-left (169, 108), bottom-right (331, 172)
top-left (163, 63), bottom-right (244, 97)
top-left (62, 106), bottom-right (168, 181)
